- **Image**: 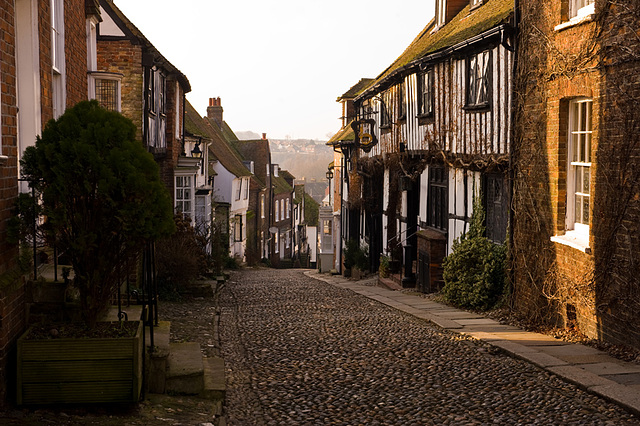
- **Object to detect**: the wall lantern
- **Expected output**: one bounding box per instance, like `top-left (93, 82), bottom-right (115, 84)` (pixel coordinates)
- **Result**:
top-left (326, 168), bottom-right (334, 180)
top-left (191, 140), bottom-right (203, 158)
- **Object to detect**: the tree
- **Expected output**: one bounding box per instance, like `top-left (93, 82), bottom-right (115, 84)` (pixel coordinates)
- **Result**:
top-left (21, 100), bottom-right (175, 327)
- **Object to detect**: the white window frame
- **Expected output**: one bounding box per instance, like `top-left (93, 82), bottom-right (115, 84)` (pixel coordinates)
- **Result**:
top-left (51, 0), bottom-right (65, 119)
top-left (286, 198), bottom-right (290, 219)
top-left (86, 18), bottom-right (97, 72)
top-left (235, 178), bottom-right (242, 201)
top-left (281, 199), bottom-right (285, 221)
top-left (243, 177), bottom-right (249, 200)
top-left (275, 232), bottom-right (280, 254)
top-left (566, 98), bottom-right (592, 236)
top-left (275, 199), bottom-right (280, 222)
top-left (175, 174), bottom-right (195, 220)
top-left (569, 0), bottom-right (595, 20)
top-left (89, 72), bottom-right (122, 112)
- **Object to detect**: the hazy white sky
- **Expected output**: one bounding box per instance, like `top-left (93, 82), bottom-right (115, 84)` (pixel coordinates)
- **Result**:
top-left (113, 0), bottom-right (436, 141)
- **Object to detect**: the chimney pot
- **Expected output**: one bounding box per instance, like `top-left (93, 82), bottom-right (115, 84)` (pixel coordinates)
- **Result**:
top-left (262, 133), bottom-right (267, 140)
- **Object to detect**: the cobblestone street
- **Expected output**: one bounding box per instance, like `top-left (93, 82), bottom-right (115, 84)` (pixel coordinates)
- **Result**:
top-left (220, 268), bottom-right (639, 425)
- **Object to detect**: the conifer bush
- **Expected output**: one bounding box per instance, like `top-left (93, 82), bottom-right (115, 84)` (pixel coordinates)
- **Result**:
top-left (442, 197), bottom-right (507, 310)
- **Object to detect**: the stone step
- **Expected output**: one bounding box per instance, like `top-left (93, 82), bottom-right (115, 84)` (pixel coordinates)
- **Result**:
top-left (181, 280), bottom-right (214, 298)
top-left (147, 321), bottom-right (171, 394)
top-left (202, 356), bottom-right (226, 400)
top-left (166, 342), bottom-right (204, 395)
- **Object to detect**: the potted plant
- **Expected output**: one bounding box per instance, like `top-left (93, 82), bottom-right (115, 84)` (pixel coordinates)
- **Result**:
top-left (16, 100), bottom-right (175, 405)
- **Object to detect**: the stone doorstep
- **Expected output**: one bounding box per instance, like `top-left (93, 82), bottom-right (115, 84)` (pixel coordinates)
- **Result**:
top-left (166, 342), bottom-right (205, 395)
top-left (147, 321), bottom-right (171, 394)
top-left (202, 356), bottom-right (226, 400)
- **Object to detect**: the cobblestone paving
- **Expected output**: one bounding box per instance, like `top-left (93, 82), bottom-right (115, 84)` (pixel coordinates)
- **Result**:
top-left (220, 268), bottom-right (639, 425)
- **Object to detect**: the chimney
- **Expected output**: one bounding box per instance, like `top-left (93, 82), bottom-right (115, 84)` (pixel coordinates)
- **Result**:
top-left (207, 97), bottom-right (223, 129)
top-left (262, 133), bottom-right (267, 140)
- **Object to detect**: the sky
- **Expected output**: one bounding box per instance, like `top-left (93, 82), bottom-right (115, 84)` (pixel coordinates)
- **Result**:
top-left (113, 0), bottom-right (436, 141)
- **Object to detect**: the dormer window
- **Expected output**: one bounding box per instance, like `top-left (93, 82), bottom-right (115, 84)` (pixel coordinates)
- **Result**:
top-left (470, 0), bottom-right (483, 8)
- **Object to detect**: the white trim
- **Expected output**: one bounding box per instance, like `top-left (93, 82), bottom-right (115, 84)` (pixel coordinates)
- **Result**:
top-left (551, 231), bottom-right (591, 254)
top-left (554, 3), bottom-right (595, 32)
top-left (566, 98), bottom-right (592, 232)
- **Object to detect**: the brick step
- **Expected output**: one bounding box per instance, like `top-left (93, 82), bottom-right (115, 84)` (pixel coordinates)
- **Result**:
top-left (166, 342), bottom-right (204, 395)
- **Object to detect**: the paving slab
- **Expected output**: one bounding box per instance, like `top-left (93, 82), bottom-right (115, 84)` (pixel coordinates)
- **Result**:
top-left (548, 365), bottom-right (619, 388)
top-left (487, 331), bottom-right (567, 346)
top-left (435, 311), bottom-right (484, 319)
top-left (455, 318), bottom-right (501, 326)
top-left (491, 340), bottom-right (540, 354)
top-left (514, 351), bottom-right (568, 368)
top-left (590, 384), bottom-right (640, 417)
top-left (602, 373), bottom-right (640, 386)
top-left (580, 362), bottom-right (640, 376)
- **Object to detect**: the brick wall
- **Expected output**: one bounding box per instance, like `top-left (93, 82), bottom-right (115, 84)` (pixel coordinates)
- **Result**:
top-left (513, 0), bottom-right (640, 348)
top-left (96, 39), bottom-right (144, 140)
top-left (64, 0), bottom-right (88, 107)
top-left (0, 0), bottom-right (24, 406)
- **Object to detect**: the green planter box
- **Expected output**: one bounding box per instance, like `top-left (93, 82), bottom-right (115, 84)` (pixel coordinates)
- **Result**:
top-left (17, 321), bottom-right (143, 405)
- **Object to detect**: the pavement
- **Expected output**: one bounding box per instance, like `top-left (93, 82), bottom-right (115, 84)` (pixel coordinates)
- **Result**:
top-left (305, 269), bottom-right (640, 418)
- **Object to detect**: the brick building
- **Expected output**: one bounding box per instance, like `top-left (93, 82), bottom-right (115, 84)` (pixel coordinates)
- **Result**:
top-left (0, 0), bottom-right (99, 405)
top-left (96, 0), bottom-right (190, 211)
top-left (512, 0), bottom-right (640, 348)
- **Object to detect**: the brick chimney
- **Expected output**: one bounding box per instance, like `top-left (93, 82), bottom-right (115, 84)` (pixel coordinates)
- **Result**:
top-left (207, 97), bottom-right (223, 129)
top-left (262, 133), bottom-right (267, 140)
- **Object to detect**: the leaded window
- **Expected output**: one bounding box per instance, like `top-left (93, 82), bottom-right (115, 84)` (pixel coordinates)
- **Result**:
top-left (467, 50), bottom-right (491, 108)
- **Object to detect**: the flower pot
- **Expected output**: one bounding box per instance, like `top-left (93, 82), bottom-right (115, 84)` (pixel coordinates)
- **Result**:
top-left (17, 321), bottom-right (143, 405)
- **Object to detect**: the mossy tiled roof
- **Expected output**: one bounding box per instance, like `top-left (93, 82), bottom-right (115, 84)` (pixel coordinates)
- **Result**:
top-left (304, 192), bottom-right (319, 226)
top-left (360, 0), bottom-right (513, 99)
top-left (338, 78), bottom-right (375, 101)
top-left (184, 100), bottom-right (252, 179)
top-left (327, 121), bottom-right (355, 145)
top-left (273, 174), bottom-right (293, 195)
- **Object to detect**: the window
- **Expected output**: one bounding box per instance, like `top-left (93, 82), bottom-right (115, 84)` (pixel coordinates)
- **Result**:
top-left (148, 68), bottom-right (156, 114)
top-left (93, 75), bottom-right (121, 111)
top-left (234, 214), bottom-right (242, 242)
top-left (275, 232), bottom-right (280, 253)
top-left (275, 199), bottom-right (280, 221)
top-left (380, 92), bottom-right (390, 128)
top-left (261, 193), bottom-right (265, 218)
top-left (467, 50), bottom-right (491, 108)
top-left (569, 0), bottom-right (595, 20)
top-left (419, 68), bottom-right (434, 117)
top-left (427, 166), bottom-right (448, 231)
top-left (235, 179), bottom-right (242, 201)
top-left (51, 0), bottom-right (65, 118)
top-left (286, 198), bottom-right (290, 219)
top-left (397, 83), bottom-right (406, 120)
top-left (243, 178), bottom-right (249, 200)
top-left (485, 174), bottom-right (509, 243)
top-left (175, 175), bottom-right (193, 219)
top-left (195, 195), bottom-right (206, 228)
top-left (470, 0), bottom-right (483, 8)
top-left (87, 19), bottom-right (97, 71)
top-left (286, 230), bottom-right (290, 249)
top-left (567, 99), bottom-right (592, 234)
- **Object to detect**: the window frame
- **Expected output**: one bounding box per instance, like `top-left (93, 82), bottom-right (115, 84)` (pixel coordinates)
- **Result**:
top-left (418, 68), bottom-right (434, 118)
top-left (243, 177), bottom-right (249, 200)
top-left (286, 198), bottom-right (290, 219)
top-left (436, 0), bottom-right (446, 27)
top-left (569, 0), bottom-right (595, 20)
top-left (90, 72), bottom-right (122, 112)
top-left (175, 174), bottom-right (195, 220)
top-left (275, 198), bottom-right (280, 222)
top-left (426, 166), bottom-right (448, 232)
top-left (260, 193), bottom-right (265, 218)
top-left (51, 0), bottom-right (65, 119)
top-left (466, 50), bottom-right (491, 109)
top-left (234, 214), bottom-right (243, 242)
top-left (235, 178), bottom-right (242, 201)
top-left (379, 91), bottom-right (391, 129)
top-left (566, 98), bottom-right (592, 235)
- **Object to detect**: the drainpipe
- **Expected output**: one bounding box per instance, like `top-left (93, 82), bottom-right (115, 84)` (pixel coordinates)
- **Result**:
top-left (508, 0), bottom-right (519, 308)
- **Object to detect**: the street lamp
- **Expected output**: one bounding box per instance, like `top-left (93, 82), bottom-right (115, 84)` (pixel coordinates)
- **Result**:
top-left (191, 140), bottom-right (203, 158)
top-left (326, 169), bottom-right (334, 180)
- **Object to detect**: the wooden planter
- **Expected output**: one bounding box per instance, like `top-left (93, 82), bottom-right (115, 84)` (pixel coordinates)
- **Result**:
top-left (17, 321), bottom-right (143, 405)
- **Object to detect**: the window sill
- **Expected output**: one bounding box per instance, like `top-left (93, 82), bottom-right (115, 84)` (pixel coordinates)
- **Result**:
top-left (554, 13), bottom-right (595, 32)
top-left (0, 154), bottom-right (8, 166)
top-left (463, 103), bottom-right (490, 112)
top-left (551, 232), bottom-right (591, 254)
